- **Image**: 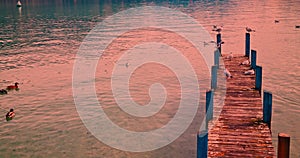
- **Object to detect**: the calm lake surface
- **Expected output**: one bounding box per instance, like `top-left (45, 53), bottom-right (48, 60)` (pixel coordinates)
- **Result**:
top-left (0, 0), bottom-right (299, 157)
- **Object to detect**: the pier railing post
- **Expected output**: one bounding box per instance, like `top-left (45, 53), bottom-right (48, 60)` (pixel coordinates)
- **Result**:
top-left (278, 133), bottom-right (290, 158)
top-left (214, 50), bottom-right (220, 69)
top-left (251, 49), bottom-right (257, 69)
top-left (245, 33), bottom-right (250, 57)
top-left (206, 90), bottom-right (214, 121)
top-left (263, 91), bottom-right (272, 128)
top-left (255, 66), bottom-right (262, 93)
top-left (217, 33), bottom-right (222, 56)
top-left (211, 65), bottom-right (218, 90)
top-left (197, 131), bottom-right (208, 158)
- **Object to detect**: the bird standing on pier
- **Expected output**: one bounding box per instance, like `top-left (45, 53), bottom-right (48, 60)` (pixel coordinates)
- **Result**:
top-left (244, 69), bottom-right (255, 75)
top-left (226, 52), bottom-right (233, 60)
top-left (246, 27), bottom-right (255, 33)
top-left (240, 59), bottom-right (250, 65)
top-left (224, 69), bottom-right (233, 79)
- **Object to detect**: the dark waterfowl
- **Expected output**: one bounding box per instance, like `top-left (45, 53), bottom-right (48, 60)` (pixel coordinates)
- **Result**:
top-left (7, 82), bottom-right (19, 90)
top-left (6, 109), bottom-right (15, 121)
top-left (0, 89), bottom-right (8, 95)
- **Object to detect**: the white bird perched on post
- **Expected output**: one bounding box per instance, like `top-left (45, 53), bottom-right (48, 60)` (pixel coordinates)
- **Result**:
top-left (212, 25), bottom-right (223, 33)
top-left (244, 69), bottom-right (255, 75)
top-left (246, 27), bottom-right (255, 33)
top-left (224, 68), bottom-right (233, 79)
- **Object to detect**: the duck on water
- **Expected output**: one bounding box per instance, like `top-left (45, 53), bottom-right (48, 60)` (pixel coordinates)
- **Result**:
top-left (0, 89), bottom-right (8, 95)
top-left (6, 109), bottom-right (15, 121)
top-left (7, 82), bottom-right (19, 90)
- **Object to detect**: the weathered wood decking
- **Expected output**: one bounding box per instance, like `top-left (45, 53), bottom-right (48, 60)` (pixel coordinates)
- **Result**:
top-left (208, 55), bottom-right (275, 157)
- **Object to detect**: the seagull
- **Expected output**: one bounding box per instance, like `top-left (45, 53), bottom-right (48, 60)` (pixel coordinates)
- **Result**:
top-left (240, 59), bottom-right (250, 65)
top-left (246, 27), bottom-right (255, 33)
top-left (224, 69), bottom-right (233, 79)
top-left (226, 52), bottom-right (233, 60)
top-left (212, 25), bottom-right (217, 30)
top-left (244, 69), bottom-right (255, 75)
top-left (212, 25), bottom-right (223, 33)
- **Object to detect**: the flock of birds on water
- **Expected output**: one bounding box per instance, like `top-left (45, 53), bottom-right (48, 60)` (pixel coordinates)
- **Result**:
top-left (0, 82), bottom-right (19, 122)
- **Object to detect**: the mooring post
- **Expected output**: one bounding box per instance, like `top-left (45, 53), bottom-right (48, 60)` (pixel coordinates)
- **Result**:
top-left (278, 133), bottom-right (290, 158)
top-left (197, 131), bottom-right (208, 158)
top-left (206, 90), bottom-right (214, 121)
top-left (255, 66), bottom-right (262, 93)
top-left (245, 33), bottom-right (250, 57)
top-left (217, 33), bottom-right (222, 56)
top-left (214, 50), bottom-right (220, 69)
top-left (263, 91), bottom-right (272, 128)
top-left (251, 49), bottom-right (257, 69)
top-left (211, 65), bottom-right (218, 90)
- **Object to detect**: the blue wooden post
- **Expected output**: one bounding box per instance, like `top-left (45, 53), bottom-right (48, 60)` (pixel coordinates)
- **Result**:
top-left (251, 50), bottom-right (257, 69)
top-left (206, 90), bottom-right (214, 121)
top-left (217, 33), bottom-right (222, 56)
top-left (197, 131), bottom-right (208, 158)
top-left (255, 66), bottom-right (262, 92)
top-left (214, 50), bottom-right (219, 69)
top-left (211, 65), bottom-right (218, 89)
top-left (245, 33), bottom-right (250, 57)
top-left (263, 91), bottom-right (272, 128)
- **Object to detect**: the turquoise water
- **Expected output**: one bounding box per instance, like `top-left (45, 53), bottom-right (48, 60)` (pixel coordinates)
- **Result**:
top-left (0, 0), bottom-right (299, 157)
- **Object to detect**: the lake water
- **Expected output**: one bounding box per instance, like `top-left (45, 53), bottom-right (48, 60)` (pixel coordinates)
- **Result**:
top-left (0, 0), bottom-right (299, 157)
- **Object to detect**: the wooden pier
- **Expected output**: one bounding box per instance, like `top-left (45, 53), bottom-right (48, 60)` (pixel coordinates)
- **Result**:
top-left (207, 55), bottom-right (275, 157)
